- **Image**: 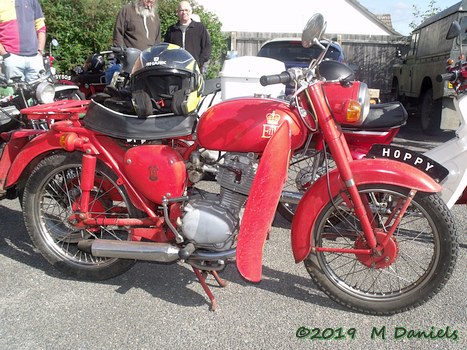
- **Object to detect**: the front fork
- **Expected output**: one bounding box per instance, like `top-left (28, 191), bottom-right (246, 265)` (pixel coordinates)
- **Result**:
top-left (306, 85), bottom-right (414, 252)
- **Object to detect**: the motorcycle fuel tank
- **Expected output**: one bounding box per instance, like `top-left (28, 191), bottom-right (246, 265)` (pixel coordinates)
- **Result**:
top-left (123, 145), bottom-right (187, 204)
top-left (197, 98), bottom-right (306, 152)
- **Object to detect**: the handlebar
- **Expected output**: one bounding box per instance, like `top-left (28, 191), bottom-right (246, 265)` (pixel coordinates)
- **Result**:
top-left (260, 71), bottom-right (294, 86)
top-left (436, 72), bottom-right (457, 82)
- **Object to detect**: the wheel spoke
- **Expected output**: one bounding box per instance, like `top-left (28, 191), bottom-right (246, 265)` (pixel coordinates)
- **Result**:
top-left (36, 161), bottom-right (132, 265)
top-left (304, 184), bottom-right (458, 314)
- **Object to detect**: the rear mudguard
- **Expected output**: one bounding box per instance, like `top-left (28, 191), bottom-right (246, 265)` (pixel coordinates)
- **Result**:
top-left (4, 131), bottom-right (64, 188)
top-left (0, 129), bottom-right (46, 190)
top-left (236, 121), bottom-right (291, 282)
top-left (291, 158), bottom-right (442, 263)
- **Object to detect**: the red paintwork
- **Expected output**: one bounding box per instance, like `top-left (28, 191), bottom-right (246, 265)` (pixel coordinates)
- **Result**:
top-left (290, 158), bottom-right (442, 263)
top-left (3, 131), bottom-right (59, 188)
top-left (20, 99), bottom-right (90, 122)
top-left (236, 121), bottom-right (291, 282)
top-left (344, 129), bottom-right (401, 160)
top-left (197, 97), bottom-right (306, 152)
top-left (0, 129), bottom-right (45, 190)
top-left (122, 145), bottom-right (187, 204)
top-left (323, 81), bottom-right (365, 125)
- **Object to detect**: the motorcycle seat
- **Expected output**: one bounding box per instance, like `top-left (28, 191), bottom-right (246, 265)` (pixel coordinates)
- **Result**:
top-left (342, 102), bottom-right (408, 131)
top-left (83, 99), bottom-right (197, 140)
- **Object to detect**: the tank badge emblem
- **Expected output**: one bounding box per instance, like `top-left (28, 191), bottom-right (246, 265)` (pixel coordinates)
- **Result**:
top-left (262, 111), bottom-right (281, 138)
top-left (148, 165), bottom-right (159, 181)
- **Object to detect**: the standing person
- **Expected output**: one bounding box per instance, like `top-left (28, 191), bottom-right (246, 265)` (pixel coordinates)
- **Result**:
top-left (164, 1), bottom-right (211, 72)
top-left (0, 0), bottom-right (46, 82)
top-left (113, 0), bottom-right (161, 51)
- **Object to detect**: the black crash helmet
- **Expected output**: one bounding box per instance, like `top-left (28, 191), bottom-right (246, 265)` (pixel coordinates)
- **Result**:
top-left (130, 43), bottom-right (204, 117)
top-left (84, 53), bottom-right (105, 73)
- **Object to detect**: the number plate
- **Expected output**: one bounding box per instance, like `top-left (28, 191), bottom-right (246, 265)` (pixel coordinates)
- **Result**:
top-left (366, 144), bottom-right (449, 183)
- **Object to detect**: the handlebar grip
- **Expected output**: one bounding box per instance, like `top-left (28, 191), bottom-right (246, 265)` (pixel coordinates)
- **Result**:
top-left (260, 71), bottom-right (292, 86)
top-left (436, 72), bottom-right (457, 82)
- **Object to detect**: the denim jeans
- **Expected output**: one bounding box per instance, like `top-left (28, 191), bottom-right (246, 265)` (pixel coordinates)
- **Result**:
top-left (3, 53), bottom-right (45, 82)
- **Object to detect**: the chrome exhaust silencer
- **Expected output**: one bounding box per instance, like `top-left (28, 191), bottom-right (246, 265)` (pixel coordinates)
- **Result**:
top-left (279, 191), bottom-right (303, 205)
top-left (78, 240), bottom-right (180, 263)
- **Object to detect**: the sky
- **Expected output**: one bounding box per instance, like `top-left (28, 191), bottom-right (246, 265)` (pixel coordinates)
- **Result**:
top-left (358, 0), bottom-right (459, 35)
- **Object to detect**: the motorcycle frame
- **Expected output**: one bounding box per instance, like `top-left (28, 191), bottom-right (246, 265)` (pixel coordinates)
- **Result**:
top-left (3, 81), bottom-right (443, 283)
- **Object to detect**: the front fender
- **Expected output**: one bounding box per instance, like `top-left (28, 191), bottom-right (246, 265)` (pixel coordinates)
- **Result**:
top-left (5, 131), bottom-right (63, 188)
top-left (291, 158), bottom-right (442, 263)
top-left (236, 121), bottom-right (291, 282)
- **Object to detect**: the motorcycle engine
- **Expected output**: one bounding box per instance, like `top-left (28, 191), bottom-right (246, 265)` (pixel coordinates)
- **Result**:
top-left (181, 152), bottom-right (258, 251)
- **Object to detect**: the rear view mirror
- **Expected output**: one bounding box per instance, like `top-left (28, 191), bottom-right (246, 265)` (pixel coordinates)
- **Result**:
top-left (302, 13), bottom-right (326, 48)
top-left (446, 21), bottom-right (461, 40)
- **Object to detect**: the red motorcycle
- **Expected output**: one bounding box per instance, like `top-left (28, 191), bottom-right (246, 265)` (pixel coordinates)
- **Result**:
top-left (1, 14), bottom-right (458, 315)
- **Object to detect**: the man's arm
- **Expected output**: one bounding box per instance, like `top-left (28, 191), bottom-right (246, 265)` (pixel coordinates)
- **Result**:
top-left (112, 9), bottom-right (126, 47)
top-left (37, 31), bottom-right (46, 53)
top-left (199, 25), bottom-right (211, 68)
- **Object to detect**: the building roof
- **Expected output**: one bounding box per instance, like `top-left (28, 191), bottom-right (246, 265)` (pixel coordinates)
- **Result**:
top-left (196, 0), bottom-right (401, 36)
top-left (346, 0), bottom-right (400, 35)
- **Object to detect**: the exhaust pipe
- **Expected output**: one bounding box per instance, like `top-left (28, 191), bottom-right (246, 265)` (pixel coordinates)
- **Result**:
top-left (279, 191), bottom-right (303, 205)
top-left (78, 240), bottom-right (180, 263)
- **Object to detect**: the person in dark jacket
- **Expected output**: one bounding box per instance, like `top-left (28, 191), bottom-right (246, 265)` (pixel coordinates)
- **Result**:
top-left (164, 1), bottom-right (211, 72)
top-left (113, 0), bottom-right (161, 51)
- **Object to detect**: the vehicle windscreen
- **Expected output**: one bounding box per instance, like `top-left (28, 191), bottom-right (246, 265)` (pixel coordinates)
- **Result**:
top-left (258, 41), bottom-right (342, 62)
top-left (460, 16), bottom-right (467, 45)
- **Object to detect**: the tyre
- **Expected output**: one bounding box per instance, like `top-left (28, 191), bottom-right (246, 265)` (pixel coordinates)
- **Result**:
top-left (304, 184), bottom-right (458, 315)
top-left (278, 149), bottom-right (334, 222)
top-left (420, 88), bottom-right (441, 135)
top-left (22, 152), bottom-right (142, 280)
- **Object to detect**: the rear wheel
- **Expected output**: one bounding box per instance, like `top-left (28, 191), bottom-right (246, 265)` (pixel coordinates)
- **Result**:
top-left (305, 184), bottom-right (458, 315)
top-left (22, 152), bottom-right (142, 280)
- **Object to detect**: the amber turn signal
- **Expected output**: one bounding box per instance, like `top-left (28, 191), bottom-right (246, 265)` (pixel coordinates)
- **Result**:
top-left (345, 100), bottom-right (362, 123)
top-left (59, 132), bottom-right (79, 151)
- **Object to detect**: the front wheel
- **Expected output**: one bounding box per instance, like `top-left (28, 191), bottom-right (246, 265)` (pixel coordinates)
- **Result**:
top-left (22, 152), bottom-right (142, 280)
top-left (305, 184), bottom-right (458, 315)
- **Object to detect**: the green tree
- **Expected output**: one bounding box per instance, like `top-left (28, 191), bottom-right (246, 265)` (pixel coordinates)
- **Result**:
top-left (409, 0), bottom-right (442, 31)
top-left (40, 0), bottom-right (227, 79)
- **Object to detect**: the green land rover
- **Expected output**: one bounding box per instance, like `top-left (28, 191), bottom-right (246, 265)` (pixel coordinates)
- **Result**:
top-left (392, 0), bottom-right (467, 134)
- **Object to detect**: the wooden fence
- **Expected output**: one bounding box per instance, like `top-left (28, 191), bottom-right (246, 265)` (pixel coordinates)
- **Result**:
top-left (228, 31), bottom-right (410, 100)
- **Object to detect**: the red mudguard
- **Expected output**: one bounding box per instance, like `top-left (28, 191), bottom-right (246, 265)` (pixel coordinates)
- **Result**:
top-left (291, 158), bottom-right (443, 263)
top-left (4, 131), bottom-right (63, 188)
top-left (236, 121), bottom-right (291, 282)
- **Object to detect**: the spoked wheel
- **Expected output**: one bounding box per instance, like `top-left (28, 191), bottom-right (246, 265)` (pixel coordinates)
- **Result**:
top-left (305, 184), bottom-right (458, 315)
top-left (278, 149), bottom-right (334, 221)
top-left (23, 152), bottom-right (142, 280)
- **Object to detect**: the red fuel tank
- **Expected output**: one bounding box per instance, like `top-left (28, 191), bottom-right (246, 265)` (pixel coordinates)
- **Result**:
top-left (197, 98), bottom-right (306, 152)
top-left (122, 145), bottom-right (186, 204)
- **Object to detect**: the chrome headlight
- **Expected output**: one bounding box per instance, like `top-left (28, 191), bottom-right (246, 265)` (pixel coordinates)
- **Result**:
top-left (358, 82), bottom-right (370, 120)
top-left (36, 81), bottom-right (55, 104)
